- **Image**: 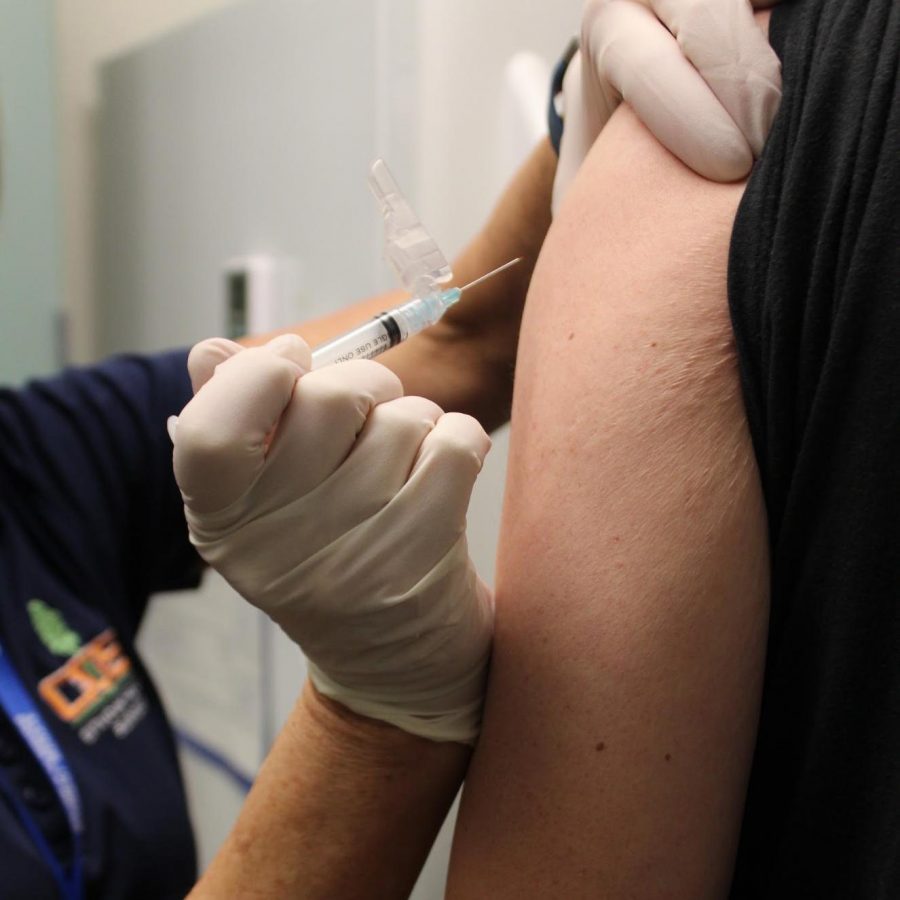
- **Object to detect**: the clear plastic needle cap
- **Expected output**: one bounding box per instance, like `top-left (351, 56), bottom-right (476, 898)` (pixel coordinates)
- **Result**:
top-left (369, 159), bottom-right (452, 300)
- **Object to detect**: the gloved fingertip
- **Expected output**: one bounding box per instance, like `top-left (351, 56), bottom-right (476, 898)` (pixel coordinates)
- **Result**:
top-left (166, 415), bottom-right (178, 444)
top-left (475, 431), bottom-right (493, 468)
top-left (466, 420), bottom-right (492, 464)
top-left (748, 82), bottom-right (783, 160)
top-left (433, 412), bottom-right (493, 470)
top-left (188, 337), bottom-right (244, 393)
top-left (691, 134), bottom-right (753, 183)
top-left (266, 333), bottom-right (313, 374)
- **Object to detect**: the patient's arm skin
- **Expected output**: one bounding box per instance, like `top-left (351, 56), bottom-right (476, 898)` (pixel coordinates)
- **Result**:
top-left (446, 104), bottom-right (770, 898)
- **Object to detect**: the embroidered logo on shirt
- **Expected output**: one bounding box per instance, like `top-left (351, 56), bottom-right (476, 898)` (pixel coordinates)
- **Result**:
top-left (27, 606), bottom-right (148, 745)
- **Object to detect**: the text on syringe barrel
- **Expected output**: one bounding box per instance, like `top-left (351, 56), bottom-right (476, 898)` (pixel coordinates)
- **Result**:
top-left (310, 312), bottom-right (406, 368)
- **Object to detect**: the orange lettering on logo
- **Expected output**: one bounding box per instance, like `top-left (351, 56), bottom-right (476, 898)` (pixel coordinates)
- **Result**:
top-left (39, 667), bottom-right (98, 721)
top-left (91, 631), bottom-right (131, 681)
top-left (38, 629), bottom-right (132, 724)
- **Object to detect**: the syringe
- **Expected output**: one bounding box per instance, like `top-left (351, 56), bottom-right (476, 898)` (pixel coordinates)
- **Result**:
top-left (311, 257), bottom-right (521, 369)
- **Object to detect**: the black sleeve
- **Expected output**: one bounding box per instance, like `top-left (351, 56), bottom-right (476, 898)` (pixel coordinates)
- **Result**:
top-left (726, 0), bottom-right (900, 896)
top-left (0, 350), bottom-right (202, 636)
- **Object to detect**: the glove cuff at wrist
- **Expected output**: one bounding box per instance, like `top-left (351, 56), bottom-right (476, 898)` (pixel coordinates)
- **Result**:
top-left (306, 652), bottom-right (490, 746)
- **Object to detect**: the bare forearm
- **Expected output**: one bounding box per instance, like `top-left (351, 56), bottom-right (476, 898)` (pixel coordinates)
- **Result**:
top-left (190, 683), bottom-right (469, 900)
top-left (243, 139), bottom-right (557, 431)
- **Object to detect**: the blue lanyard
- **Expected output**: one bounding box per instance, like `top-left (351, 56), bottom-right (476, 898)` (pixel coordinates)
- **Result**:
top-left (0, 641), bottom-right (84, 900)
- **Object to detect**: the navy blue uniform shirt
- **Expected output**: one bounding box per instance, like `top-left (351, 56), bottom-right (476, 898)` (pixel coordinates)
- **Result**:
top-left (0, 350), bottom-right (201, 898)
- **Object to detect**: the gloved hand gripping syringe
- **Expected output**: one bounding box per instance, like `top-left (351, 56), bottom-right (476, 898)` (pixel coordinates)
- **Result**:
top-left (311, 159), bottom-right (520, 369)
top-left (173, 157), bottom-right (503, 747)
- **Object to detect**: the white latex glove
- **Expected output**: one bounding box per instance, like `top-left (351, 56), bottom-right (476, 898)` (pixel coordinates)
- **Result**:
top-left (553, 0), bottom-right (783, 212)
top-left (171, 335), bottom-right (494, 744)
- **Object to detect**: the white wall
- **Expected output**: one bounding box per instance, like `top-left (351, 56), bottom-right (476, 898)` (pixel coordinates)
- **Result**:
top-left (54, 0), bottom-right (240, 365)
top-left (416, 0), bottom-right (580, 255)
top-left (0, 0), bottom-right (63, 384)
top-left (55, 0), bottom-right (582, 362)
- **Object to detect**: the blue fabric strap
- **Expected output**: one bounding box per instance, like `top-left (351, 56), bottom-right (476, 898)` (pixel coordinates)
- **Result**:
top-left (0, 641), bottom-right (84, 900)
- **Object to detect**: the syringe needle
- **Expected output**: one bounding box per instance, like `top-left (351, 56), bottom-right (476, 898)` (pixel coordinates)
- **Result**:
top-left (458, 257), bottom-right (522, 294)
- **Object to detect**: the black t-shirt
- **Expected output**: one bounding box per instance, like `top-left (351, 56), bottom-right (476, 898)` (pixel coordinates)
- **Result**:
top-left (728, 0), bottom-right (900, 895)
top-left (0, 350), bottom-right (201, 899)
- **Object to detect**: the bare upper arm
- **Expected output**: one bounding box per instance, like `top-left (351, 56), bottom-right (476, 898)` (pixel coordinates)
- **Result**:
top-left (446, 104), bottom-right (770, 898)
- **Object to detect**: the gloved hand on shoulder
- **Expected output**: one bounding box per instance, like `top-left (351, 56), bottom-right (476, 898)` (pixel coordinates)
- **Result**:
top-left (553, 0), bottom-right (783, 212)
top-left (171, 335), bottom-right (493, 745)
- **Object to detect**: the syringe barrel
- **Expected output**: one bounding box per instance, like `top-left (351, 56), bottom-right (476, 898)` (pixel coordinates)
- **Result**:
top-left (311, 313), bottom-right (405, 368)
top-left (311, 293), bottom-right (455, 369)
